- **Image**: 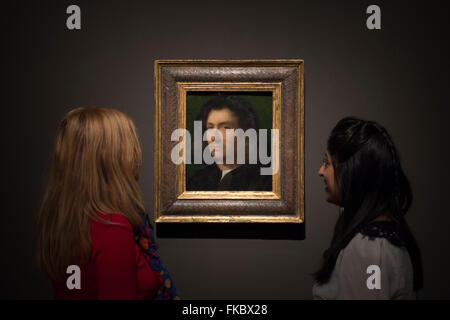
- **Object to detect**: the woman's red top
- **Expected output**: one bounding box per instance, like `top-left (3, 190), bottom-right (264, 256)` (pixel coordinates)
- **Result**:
top-left (52, 213), bottom-right (161, 299)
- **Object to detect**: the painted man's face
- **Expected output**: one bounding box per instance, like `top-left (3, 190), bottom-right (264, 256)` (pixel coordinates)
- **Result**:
top-left (205, 108), bottom-right (239, 163)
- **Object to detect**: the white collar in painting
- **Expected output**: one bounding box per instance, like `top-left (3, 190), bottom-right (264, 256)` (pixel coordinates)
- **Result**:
top-left (221, 168), bottom-right (234, 180)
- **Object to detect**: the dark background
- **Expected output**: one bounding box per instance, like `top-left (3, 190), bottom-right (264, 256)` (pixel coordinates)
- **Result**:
top-left (2, 0), bottom-right (449, 299)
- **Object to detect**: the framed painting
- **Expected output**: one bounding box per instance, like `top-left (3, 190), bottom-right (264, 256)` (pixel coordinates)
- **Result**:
top-left (154, 60), bottom-right (304, 223)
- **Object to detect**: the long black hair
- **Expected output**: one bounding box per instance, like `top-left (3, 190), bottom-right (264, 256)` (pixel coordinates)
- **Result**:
top-left (314, 117), bottom-right (423, 291)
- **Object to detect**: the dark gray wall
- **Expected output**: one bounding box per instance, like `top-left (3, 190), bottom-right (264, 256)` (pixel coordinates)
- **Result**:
top-left (3, 0), bottom-right (449, 299)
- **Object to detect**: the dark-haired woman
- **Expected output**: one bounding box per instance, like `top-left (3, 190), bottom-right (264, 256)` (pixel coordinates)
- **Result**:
top-left (313, 117), bottom-right (423, 299)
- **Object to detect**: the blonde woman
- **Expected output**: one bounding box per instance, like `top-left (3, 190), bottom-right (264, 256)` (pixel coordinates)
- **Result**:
top-left (36, 107), bottom-right (178, 300)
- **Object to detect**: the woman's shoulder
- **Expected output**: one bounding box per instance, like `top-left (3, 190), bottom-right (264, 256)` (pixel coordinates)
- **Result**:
top-left (344, 232), bottom-right (407, 261)
top-left (89, 212), bottom-right (136, 256)
top-left (343, 222), bottom-right (412, 268)
top-left (360, 221), bottom-right (407, 247)
top-left (339, 222), bottom-right (415, 299)
top-left (91, 212), bottom-right (133, 235)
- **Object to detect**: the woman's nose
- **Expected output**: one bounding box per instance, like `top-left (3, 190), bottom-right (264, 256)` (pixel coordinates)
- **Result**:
top-left (318, 164), bottom-right (324, 176)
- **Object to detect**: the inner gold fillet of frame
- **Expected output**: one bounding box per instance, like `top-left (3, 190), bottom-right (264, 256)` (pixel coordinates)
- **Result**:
top-left (176, 82), bottom-right (281, 200)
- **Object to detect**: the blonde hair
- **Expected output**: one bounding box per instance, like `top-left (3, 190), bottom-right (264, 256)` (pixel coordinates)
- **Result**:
top-left (36, 107), bottom-right (144, 281)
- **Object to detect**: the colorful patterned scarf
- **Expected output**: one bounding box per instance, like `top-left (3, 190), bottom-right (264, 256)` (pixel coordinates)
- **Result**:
top-left (134, 213), bottom-right (180, 300)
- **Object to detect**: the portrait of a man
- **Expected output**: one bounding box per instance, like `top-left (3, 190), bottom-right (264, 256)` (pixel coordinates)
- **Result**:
top-left (186, 94), bottom-right (272, 191)
top-left (154, 60), bottom-right (303, 224)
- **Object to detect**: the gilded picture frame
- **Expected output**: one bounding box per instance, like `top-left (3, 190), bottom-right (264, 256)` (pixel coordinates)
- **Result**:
top-left (154, 60), bottom-right (304, 223)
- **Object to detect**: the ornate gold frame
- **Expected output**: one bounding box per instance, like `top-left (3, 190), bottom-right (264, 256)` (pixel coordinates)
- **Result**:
top-left (154, 60), bottom-right (304, 224)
